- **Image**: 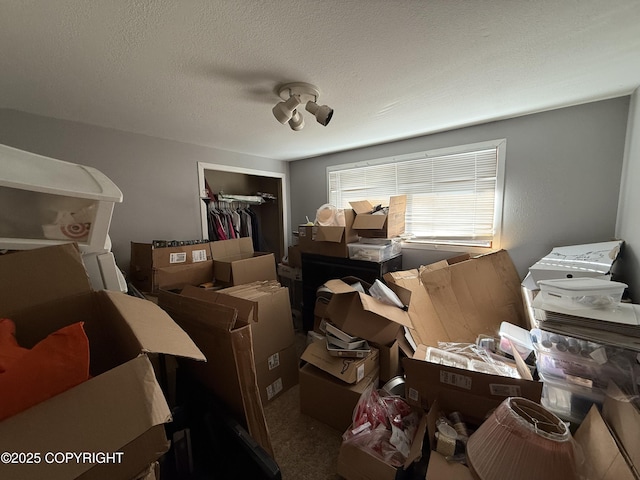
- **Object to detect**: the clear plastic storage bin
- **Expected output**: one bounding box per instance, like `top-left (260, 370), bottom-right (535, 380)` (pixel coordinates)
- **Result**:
top-left (531, 328), bottom-right (637, 392)
top-left (539, 371), bottom-right (606, 424)
top-left (347, 239), bottom-right (401, 262)
top-left (537, 277), bottom-right (627, 310)
top-left (0, 144), bottom-right (122, 253)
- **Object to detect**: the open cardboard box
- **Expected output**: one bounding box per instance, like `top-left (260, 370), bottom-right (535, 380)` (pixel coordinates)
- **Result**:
top-left (177, 281), bottom-right (298, 404)
top-left (336, 411), bottom-right (428, 480)
top-left (129, 241), bottom-right (214, 293)
top-left (157, 286), bottom-right (274, 457)
top-left (210, 237), bottom-right (277, 286)
top-left (324, 278), bottom-right (412, 346)
top-left (384, 249), bottom-right (528, 351)
top-left (297, 209), bottom-right (358, 258)
top-left (0, 244), bottom-right (205, 480)
top-left (300, 338), bottom-right (379, 384)
top-left (350, 195), bottom-right (406, 239)
top-left (404, 346), bottom-right (542, 426)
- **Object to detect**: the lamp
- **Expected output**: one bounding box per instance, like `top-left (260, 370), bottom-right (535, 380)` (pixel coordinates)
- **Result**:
top-left (305, 100), bottom-right (333, 126)
top-left (466, 397), bottom-right (579, 480)
top-left (272, 95), bottom-right (302, 124)
top-left (272, 82), bottom-right (333, 131)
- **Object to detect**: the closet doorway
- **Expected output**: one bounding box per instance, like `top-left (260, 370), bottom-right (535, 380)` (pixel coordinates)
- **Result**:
top-left (197, 162), bottom-right (287, 262)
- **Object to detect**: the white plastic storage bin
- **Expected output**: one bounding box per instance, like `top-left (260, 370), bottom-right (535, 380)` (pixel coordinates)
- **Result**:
top-left (0, 143), bottom-right (122, 253)
top-left (347, 239), bottom-right (401, 262)
top-left (537, 277), bottom-right (627, 310)
top-left (539, 371), bottom-right (606, 425)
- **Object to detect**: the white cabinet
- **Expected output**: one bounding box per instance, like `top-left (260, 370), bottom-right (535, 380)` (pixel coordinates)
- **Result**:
top-left (0, 143), bottom-right (122, 253)
top-left (0, 143), bottom-right (126, 291)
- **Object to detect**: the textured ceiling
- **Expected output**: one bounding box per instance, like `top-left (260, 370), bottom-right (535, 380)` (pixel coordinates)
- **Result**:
top-left (1, 1), bottom-right (640, 161)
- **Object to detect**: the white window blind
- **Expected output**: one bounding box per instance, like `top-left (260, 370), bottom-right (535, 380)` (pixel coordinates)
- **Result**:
top-left (328, 140), bottom-right (505, 248)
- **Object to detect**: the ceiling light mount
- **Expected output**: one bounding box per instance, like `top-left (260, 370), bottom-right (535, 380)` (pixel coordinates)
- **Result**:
top-left (272, 82), bottom-right (333, 131)
top-left (277, 82), bottom-right (320, 104)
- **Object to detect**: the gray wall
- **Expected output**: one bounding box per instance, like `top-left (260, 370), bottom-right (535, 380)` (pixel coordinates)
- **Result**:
top-left (616, 89), bottom-right (640, 302)
top-left (0, 109), bottom-right (288, 273)
top-left (289, 97), bottom-right (630, 280)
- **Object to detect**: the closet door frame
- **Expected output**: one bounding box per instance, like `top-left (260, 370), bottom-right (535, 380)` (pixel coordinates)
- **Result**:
top-left (197, 161), bottom-right (288, 250)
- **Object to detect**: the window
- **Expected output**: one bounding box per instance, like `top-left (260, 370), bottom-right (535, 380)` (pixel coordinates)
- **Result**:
top-left (327, 139), bottom-right (506, 249)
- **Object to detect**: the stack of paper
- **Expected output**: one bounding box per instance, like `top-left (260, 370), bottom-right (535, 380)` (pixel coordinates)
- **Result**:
top-left (531, 295), bottom-right (640, 352)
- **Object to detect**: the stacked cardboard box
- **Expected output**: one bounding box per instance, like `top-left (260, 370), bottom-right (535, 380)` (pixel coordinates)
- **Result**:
top-left (157, 279), bottom-right (298, 459)
top-left (300, 277), bottom-right (411, 435)
top-left (0, 244), bottom-right (205, 480)
top-left (129, 237), bottom-right (277, 294)
top-left (130, 241), bottom-right (213, 293)
top-left (349, 195), bottom-right (406, 239)
top-left (297, 209), bottom-right (358, 258)
top-left (299, 339), bottom-right (380, 432)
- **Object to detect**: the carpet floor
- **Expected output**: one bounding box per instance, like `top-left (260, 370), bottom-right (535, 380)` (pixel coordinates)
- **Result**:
top-left (263, 383), bottom-right (344, 480)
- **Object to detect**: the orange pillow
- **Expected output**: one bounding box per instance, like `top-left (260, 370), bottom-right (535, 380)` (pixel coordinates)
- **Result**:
top-left (0, 321), bottom-right (90, 421)
top-left (0, 318), bottom-right (29, 373)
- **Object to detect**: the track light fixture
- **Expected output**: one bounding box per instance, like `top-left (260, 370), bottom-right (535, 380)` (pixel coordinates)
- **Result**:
top-left (272, 82), bottom-right (333, 131)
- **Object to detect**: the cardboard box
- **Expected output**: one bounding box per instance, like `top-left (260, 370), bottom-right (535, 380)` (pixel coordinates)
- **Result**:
top-left (324, 279), bottom-right (412, 346)
top-left (210, 237), bottom-right (277, 286)
top-left (602, 382), bottom-right (640, 475)
top-left (423, 397), bottom-right (478, 480)
top-left (300, 339), bottom-right (379, 384)
top-left (130, 241), bottom-right (213, 293)
top-left (213, 281), bottom-right (296, 365)
top-left (297, 209), bottom-right (358, 258)
top-left (574, 405), bottom-right (637, 480)
top-left (350, 195), bottom-right (406, 238)
top-left (336, 413), bottom-right (428, 480)
top-left (527, 240), bottom-right (623, 285)
top-left (157, 287), bottom-right (274, 457)
top-left (425, 451), bottom-right (474, 480)
top-left (299, 363), bottom-right (378, 432)
top-left (374, 340), bottom-right (402, 384)
top-left (255, 343), bottom-right (299, 404)
top-left (403, 349), bottom-right (542, 426)
top-left (0, 244), bottom-right (205, 480)
top-left (384, 250), bottom-right (526, 350)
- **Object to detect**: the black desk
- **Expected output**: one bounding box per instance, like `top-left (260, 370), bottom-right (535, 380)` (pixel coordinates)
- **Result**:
top-left (301, 252), bottom-right (403, 331)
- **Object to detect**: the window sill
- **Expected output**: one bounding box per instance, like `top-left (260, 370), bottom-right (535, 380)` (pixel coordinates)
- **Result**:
top-left (400, 240), bottom-right (499, 256)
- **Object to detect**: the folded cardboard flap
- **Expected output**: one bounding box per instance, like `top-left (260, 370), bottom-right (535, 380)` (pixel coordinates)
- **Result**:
top-left (210, 238), bottom-right (277, 285)
top-left (384, 250), bottom-right (526, 349)
top-left (157, 288), bottom-right (274, 458)
top-left (301, 339), bottom-right (379, 384)
top-left (602, 382), bottom-right (640, 473)
top-left (324, 278), bottom-right (412, 346)
top-left (180, 284), bottom-right (256, 325)
top-left (350, 195), bottom-right (407, 238)
top-left (0, 356), bottom-right (170, 480)
top-left (0, 243), bottom-right (91, 316)
top-left (0, 244), bottom-right (207, 480)
top-left (210, 236), bottom-right (255, 259)
top-left (104, 290), bottom-right (206, 361)
top-left (574, 406), bottom-right (637, 480)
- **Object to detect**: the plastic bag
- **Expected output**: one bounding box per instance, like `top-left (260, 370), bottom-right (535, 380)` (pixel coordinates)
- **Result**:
top-left (343, 383), bottom-right (420, 466)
